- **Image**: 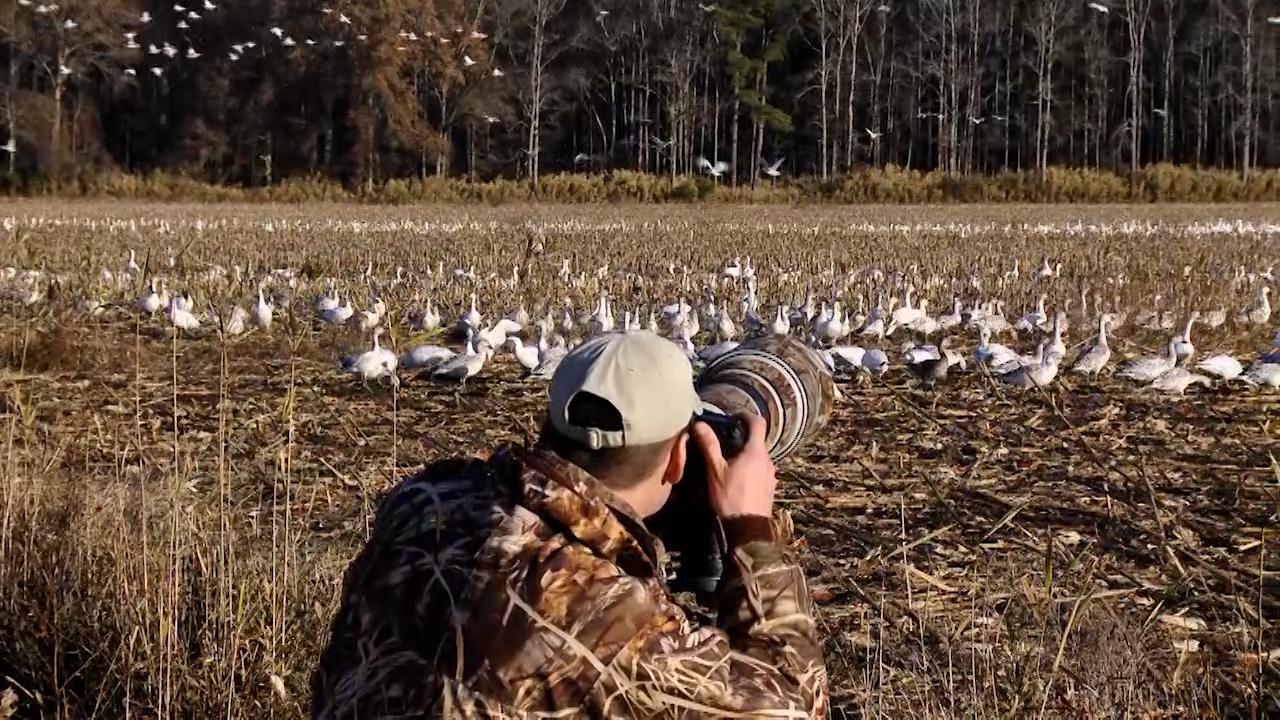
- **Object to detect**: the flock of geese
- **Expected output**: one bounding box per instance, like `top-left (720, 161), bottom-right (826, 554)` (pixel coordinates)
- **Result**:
top-left (3, 251), bottom-right (1279, 396)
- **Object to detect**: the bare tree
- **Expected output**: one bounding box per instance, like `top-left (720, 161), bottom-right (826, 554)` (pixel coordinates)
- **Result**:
top-left (1028, 0), bottom-right (1069, 176)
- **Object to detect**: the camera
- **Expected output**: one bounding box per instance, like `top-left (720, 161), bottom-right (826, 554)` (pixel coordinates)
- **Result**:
top-left (648, 335), bottom-right (837, 594)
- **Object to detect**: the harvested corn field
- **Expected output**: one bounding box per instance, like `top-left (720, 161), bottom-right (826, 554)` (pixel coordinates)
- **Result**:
top-left (0, 200), bottom-right (1277, 718)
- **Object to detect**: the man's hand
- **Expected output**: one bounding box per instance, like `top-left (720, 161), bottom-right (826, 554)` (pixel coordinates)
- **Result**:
top-left (690, 414), bottom-right (777, 519)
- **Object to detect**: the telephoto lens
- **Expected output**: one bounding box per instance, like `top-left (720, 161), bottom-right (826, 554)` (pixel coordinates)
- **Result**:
top-left (650, 335), bottom-right (837, 594)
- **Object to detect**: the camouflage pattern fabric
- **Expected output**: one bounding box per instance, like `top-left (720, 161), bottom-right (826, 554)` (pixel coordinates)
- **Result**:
top-left (312, 446), bottom-right (827, 718)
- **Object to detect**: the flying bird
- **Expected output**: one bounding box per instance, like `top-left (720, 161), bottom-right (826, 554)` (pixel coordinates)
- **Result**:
top-left (697, 157), bottom-right (730, 178)
top-left (763, 157), bottom-right (785, 178)
top-left (1087, 2), bottom-right (1109, 13)
top-left (1, 139), bottom-right (16, 154)
top-left (63, 18), bottom-right (77, 30)
top-left (866, 128), bottom-right (884, 140)
top-left (463, 55), bottom-right (477, 67)
top-left (492, 67), bottom-right (504, 77)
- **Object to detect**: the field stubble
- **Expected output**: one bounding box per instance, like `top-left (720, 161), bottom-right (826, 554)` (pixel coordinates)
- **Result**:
top-left (0, 200), bottom-right (1277, 718)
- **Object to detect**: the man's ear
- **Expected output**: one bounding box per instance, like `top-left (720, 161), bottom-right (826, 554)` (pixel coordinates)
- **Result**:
top-left (663, 431), bottom-right (688, 486)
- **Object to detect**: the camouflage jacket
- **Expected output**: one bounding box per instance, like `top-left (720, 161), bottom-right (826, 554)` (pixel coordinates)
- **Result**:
top-left (311, 446), bottom-right (826, 718)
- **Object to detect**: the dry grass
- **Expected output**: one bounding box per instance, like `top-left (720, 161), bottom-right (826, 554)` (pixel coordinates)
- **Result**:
top-left (9, 164), bottom-right (1280, 204)
top-left (0, 200), bottom-right (1277, 718)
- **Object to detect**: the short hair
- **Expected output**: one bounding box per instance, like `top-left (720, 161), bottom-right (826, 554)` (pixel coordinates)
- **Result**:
top-left (538, 392), bottom-right (679, 489)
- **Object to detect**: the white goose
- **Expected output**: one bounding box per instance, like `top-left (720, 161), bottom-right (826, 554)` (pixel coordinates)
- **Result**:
top-left (321, 296), bottom-right (354, 325)
top-left (341, 327), bottom-right (398, 387)
top-left (1013, 294), bottom-right (1047, 334)
top-left (217, 305), bottom-right (248, 336)
top-left (1118, 339), bottom-right (1178, 383)
top-left (1240, 362), bottom-right (1280, 389)
top-left (1171, 312), bottom-right (1198, 365)
top-left (975, 326), bottom-right (1019, 368)
top-left (462, 292), bottom-right (483, 329)
top-left (1237, 286), bottom-right (1271, 325)
top-left (938, 298), bottom-right (963, 331)
top-left (253, 285), bottom-right (273, 330)
top-left (1070, 314), bottom-right (1113, 377)
top-left (1194, 354), bottom-right (1243, 380)
top-left (998, 342), bottom-right (1059, 388)
top-left (770, 305), bottom-right (791, 335)
top-left (433, 339), bottom-right (493, 387)
top-left (168, 293), bottom-right (200, 332)
top-left (401, 343), bottom-right (455, 370)
top-left (530, 340), bottom-right (569, 380)
top-left (138, 278), bottom-right (166, 315)
top-left (505, 336), bottom-right (542, 372)
top-left (861, 347), bottom-right (890, 376)
top-left (1150, 367), bottom-right (1212, 395)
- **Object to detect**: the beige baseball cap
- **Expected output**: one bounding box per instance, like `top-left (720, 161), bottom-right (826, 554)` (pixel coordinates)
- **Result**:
top-left (549, 332), bottom-right (703, 449)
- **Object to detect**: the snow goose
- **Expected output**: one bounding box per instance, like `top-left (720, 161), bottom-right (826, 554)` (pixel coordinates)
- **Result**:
top-left (939, 297), bottom-right (963, 331)
top-left (861, 347), bottom-right (890, 376)
top-left (341, 327), bottom-right (398, 387)
top-left (321, 296), bottom-right (354, 325)
top-left (462, 292), bottom-right (482, 329)
top-left (506, 336), bottom-right (542, 372)
top-left (433, 339), bottom-right (492, 388)
top-left (906, 337), bottom-right (958, 387)
top-left (994, 342), bottom-right (1043, 376)
top-left (815, 301), bottom-right (844, 345)
top-left (253, 285), bottom-right (273, 330)
top-left (1235, 286), bottom-right (1272, 326)
top-left (770, 305), bottom-right (791, 335)
top-left (530, 340), bottom-right (569, 380)
top-left (1239, 362), bottom-right (1280, 388)
top-left (998, 343), bottom-right (1059, 388)
top-left (217, 305), bottom-right (248, 337)
top-left (1014, 294), bottom-right (1047, 334)
top-left (905, 299), bottom-right (940, 336)
top-left (138, 278), bottom-right (165, 315)
top-left (975, 326), bottom-right (1019, 368)
top-left (887, 287), bottom-right (923, 333)
top-left (168, 294), bottom-right (200, 332)
top-left (1194, 354), bottom-right (1243, 380)
top-left (1171, 312), bottom-right (1198, 365)
top-left (828, 344), bottom-right (866, 372)
top-left (401, 343), bottom-right (455, 370)
top-left (478, 318), bottom-right (523, 349)
top-left (697, 340), bottom-right (740, 364)
top-left (715, 308), bottom-right (738, 341)
top-left (1044, 312), bottom-right (1067, 364)
top-left (1118, 339), bottom-right (1178, 383)
top-left (1070, 314), bottom-right (1113, 377)
top-left (1150, 367), bottom-right (1212, 395)
top-left (315, 287), bottom-right (339, 315)
top-left (1202, 308), bottom-right (1227, 329)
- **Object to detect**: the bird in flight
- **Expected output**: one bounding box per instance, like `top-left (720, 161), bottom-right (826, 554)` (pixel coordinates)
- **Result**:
top-left (763, 157), bottom-right (785, 178)
top-left (698, 157), bottom-right (730, 178)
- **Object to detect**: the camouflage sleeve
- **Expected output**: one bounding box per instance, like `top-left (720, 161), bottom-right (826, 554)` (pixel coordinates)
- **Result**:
top-left (597, 539), bottom-right (826, 718)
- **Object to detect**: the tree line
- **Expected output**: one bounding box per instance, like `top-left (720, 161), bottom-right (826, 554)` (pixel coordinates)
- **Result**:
top-left (2, 0), bottom-right (1278, 190)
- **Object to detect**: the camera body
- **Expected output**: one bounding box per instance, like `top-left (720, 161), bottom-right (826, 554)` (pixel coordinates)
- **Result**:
top-left (648, 335), bottom-right (836, 594)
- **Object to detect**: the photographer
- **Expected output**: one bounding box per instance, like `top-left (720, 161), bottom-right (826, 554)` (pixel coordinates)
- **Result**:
top-left (312, 332), bottom-right (826, 718)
